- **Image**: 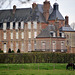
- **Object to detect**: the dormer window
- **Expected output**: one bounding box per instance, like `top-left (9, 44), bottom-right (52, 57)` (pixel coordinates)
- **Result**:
top-left (13, 22), bottom-right (15, 29)
top-left (59, 32), bottom-right (64, 37)
top-left (10, 22), bottom-right (13, 29)
top-left (0, 23), bottom-right (3, 29)
top-left (3, 23), bottom-right (6, 30)
top-left (15, 22), bottom-right (18, 30)
top-left (7, 22), bottom-right (10, 29)
top-left (33, 21), bottom-right (37, 29)
top-left (50, 31), bottom-right (55, 37)
top-left (28, 21), bottom-right (31, 29)
top-left (21, 21), bottom-right (24, 29)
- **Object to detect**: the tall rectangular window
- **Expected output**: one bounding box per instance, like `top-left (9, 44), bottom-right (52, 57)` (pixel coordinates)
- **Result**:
top-left (3, 23), bottom-right (6, 30)
top-left (4, 43), bottom-right (7, 53)
top-left (4, 32), bottom-right (6, 39)
top-left (34, 41), bottom-right (36, 50)
top-left (33, 21), bottom-right (37, 29)
top-left (15, 22), bottom-right (18, 29)
top-left (28, 41), bottom-right (31, 51)
top-left (21, 21), bottom-right (24, 29)
top-left (28, 32), bottom-right (31, 38)
top-left (11, 32), bottom-right (13, 39)
top-left (16, 42), bottom-right (18, 51)
top-left (34, 32), bottom-right (37, 38)
top-left (10, 22), bottom-right (13, 29)
top-left (61, 41), bottom-right (64, 52)
top-left (28, 22), bottom-right (31, 29)
top-left (11, 42), bottom-right (13, 51)
top-left (21, 42), bottom-right (24, 51)
top-left (16, 32), bottom-right (18, 39)
top-left (52, 41), bottom-right (56, 52)
top-left (21, 32), bottom-right (24, 39)
top-left (42, 42), bottom-right (46, 51)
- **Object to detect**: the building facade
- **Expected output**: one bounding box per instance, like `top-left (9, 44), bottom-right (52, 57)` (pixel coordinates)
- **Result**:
top-left (0, 0), bottom-right (75, 53)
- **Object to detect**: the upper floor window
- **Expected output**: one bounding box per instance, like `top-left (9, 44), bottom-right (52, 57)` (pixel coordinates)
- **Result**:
top-left (33, 21), bottom-right (37, 29)
top-left (0, 23), bottom-right (3, 29)
top-left (28, 32), bottom-right (31, 38)
top-left (21, 32), bottom-right (24, 39)
top-left (13, 22), bottom-right (15, 29)
top-left (3, 23), bottom-right (6, 30)
top-left (34, 32), bottom-right (37, 38)
top-left (28, 22), bottom-right (31, 29)
top-left (4, 32), bottom-right (6, 39)
top-left (21, 21), bottom-right (24, 29)
top-left (16, 32), bottom-right (18, 39)
top-left (11, 32), bottom-right (13, 39)
top-left (10, 22), bottom-right (13, 29)
top-left (50, 31), bottom-right (55, 37)
top-left (7, 22), bottom-right (10, 29)
top-left (59, 32), bottom-right (64, 37)
top-left (15, 22), bottom-right (18, 30)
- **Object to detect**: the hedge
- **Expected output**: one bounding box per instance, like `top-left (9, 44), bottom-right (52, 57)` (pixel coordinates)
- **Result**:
top-left (0, 52), bottom-right (75, 63)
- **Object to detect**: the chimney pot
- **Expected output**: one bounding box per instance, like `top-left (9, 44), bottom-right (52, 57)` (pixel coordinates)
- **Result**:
top-left (13, 5), bottom-right (16, 14)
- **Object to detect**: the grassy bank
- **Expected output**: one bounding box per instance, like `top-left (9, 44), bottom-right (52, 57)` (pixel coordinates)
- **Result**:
top-left (0, 63), bottom-right (75, 75)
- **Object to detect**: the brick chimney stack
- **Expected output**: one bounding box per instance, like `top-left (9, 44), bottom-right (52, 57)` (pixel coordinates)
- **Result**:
top-left (32, 3), bottom-right (37, 9)
top-left (43, 0), bottom-right (50, 21)
top-left (13, 5), bottom-right (16, 14)
top-left (65, 16), bottom-right (69, 26)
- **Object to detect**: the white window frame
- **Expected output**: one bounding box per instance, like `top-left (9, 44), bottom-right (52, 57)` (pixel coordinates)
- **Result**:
top-left (15, 22), bottom-right (18, 30)
top-left (52, 41), bottom-right (56, 52)
top-left (28, 22), bottom-right (31, 29)
top-left (61, 41), bottom-right (64, 52)
top-left (16, 32), bottom-right (19, 39)
top-left (10, 22), bottom-right (13, 29)
top-left (3, 23), bottom-right (6, 30)
top-left (34, 31), bottom-right (37, 38)
top-left (4, 32), bottom-right (6, 39)
top-left (21, 32), bottom-right (24, 39)
top-left (11, 32), bottom-right (13, 39)
top-left (21, 21), bottom-right (24, 29)
top-left (33, 21), bottom-right (37, 29)
top-left (28, 32), bottom-right (31, 38)
top-left (4, 43), bottom-right (7, 53)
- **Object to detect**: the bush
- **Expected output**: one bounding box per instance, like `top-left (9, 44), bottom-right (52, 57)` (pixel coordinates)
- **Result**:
top-left (17, 49), bottom-right (20, 53)
top-left (11, 50), bottom-right (14, 53)
top-left (8, 48), bottom-right (11, 53)
top-left (0, 52), bottom-right (75, 63)
top-left (0, 49), bottom-right (3, 53)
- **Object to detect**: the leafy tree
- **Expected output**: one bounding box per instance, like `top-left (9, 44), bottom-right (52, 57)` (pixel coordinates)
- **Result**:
top-left (8, 48), bottom-right (11, 53)
top-left (17, 49), bottom-right (20, 53)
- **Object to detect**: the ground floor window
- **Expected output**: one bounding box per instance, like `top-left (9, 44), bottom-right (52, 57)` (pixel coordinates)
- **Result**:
top-left (4, 43), bottom-right (7, 53)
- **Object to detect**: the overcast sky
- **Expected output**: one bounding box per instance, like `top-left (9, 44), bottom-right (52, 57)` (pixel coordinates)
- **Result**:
top-left (0, 0), bottom-right (75, 25)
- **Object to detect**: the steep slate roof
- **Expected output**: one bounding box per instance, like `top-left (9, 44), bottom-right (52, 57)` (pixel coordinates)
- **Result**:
top-left (60, 26), bottom-right (75, 32)
top-left (48, 3), bottom-right (64, 20)
top-left (0, 4), bottom-right (53, 23)
top-left (37, 25), bottom-right (56, 38)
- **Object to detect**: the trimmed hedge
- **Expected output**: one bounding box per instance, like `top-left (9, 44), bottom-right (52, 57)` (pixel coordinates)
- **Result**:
top-left (0, 52), bottom-right (75, 63)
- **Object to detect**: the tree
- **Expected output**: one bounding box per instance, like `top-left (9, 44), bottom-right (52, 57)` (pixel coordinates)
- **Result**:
top-left (17, 49), bottom-right (20, 53)
top-left (8, 48), bottom-right (11, 53)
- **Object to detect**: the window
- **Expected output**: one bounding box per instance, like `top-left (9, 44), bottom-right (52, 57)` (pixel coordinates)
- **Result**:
top-left (61, 41), bottom-right (64, 52)
top-left (33, 21), bottom-right (37, 29)
top-left (28, 41), bottom-right (31, 51)
top-left (10, 22), bottom-right (13, 29)
top-left (16, 42), bottom-right (18, 51)
top-left (13, 22), bottom-right (15, 29)
top-left (16, 32), bottom-right (18, 39)
top-left (42, 42), bottom-right (46, 51)
top-left (62, 33), bottom-right (64, 37)
top-left (34, 41), bottom-right (36, 50)
top-left (18, 22), bottom-right (21, 28)
top-left (28, 22), bottom-right (31, 29)
top-left (7, 22), bottom-right (10, 29)
top-left (21, 21), bottom-right (24, 29)
top-left (3, 23), bottom-right (6, 30)
top-left (15, 22), bottom-right (18, 29)
top-left (11, 32), bottom-right (13, 39)
top-left (4, 43), bottom-right (7, 53)
top-left (0, 23), bottom-right (3, 29)
top-left (11, 42), bottom-right (13, 51)
top-left (28, 32), bottom-right (31, 38)
top-left (21, 32), bottom-right (24, 39)
top-left (4, 32), bottom-right (6, 39)
top-left (52, 41), bottom-right (56, 52)
top-left (21, 42), bottom-right (24, 51)
top-left (53, 32), bottom-right (56, 37)
top-left (60, 32), bottom-right (64, 37)
top-left (59, 33), bottom-right (62, 37)
top-left (34, 32), bottom-right (37, 38)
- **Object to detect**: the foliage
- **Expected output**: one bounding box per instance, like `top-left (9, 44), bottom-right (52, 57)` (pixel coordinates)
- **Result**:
top-left (8, 48), bottom-right (11, 53)
top-left (17, 49), bottom-right (20, 53)
top-left (0, 49), bottom-right (3, 53)
top-left (11, 50), bottom-right (14, 53)
top-left (0, 52), bottom-right (75, 63)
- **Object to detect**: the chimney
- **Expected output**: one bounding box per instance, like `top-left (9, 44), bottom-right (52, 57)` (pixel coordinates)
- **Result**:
top-left (32, 3), bottom-right (37, 9)
top-left (65, 16), bottom-right (69, 26)
top-left (43, 0), bottom-right (50, 21)
top-left (13, 5), bottom-right (16, 14)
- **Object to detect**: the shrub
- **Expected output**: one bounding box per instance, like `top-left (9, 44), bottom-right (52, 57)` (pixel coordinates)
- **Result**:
top-left (11, 50), bottom-right (14, 53)
top-left (0, 49), bottom-right (3, 53)
top-left (8, 48), bottom-right (11, 53)
top-left (17, 49), bottom-right (20, 53)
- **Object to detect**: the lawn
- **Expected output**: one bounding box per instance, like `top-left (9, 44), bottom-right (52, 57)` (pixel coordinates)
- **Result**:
top-left (0, 63), bottom-right (75, 75)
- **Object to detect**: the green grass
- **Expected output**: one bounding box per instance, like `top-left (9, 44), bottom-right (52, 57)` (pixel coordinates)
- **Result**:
top-left (0, 63), bottom-right (75, 75)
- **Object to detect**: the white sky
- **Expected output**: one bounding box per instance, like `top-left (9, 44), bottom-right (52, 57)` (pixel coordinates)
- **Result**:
top-left (0, 0), bottom-right (75, 25)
